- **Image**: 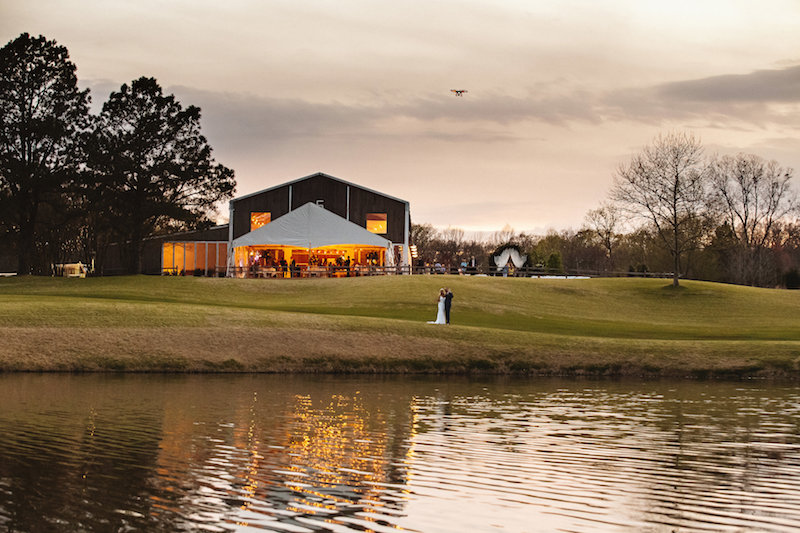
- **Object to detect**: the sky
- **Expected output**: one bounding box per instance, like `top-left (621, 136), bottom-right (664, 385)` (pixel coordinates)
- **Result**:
top-left (3, 0), bottom-right (800, 234)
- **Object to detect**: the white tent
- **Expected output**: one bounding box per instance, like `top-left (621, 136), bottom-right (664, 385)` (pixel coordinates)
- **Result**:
top-left (230, 202), bottom-right (392, 266)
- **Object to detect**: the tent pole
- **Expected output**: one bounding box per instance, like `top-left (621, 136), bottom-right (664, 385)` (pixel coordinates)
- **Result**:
top-left (226, 200), bottom-right (234, 277)
top-left (404, 201), bottom-right (411, 274)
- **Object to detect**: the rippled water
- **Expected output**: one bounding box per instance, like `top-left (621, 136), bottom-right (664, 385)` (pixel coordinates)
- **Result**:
top-left (1, 375), bottom-right (799, 532)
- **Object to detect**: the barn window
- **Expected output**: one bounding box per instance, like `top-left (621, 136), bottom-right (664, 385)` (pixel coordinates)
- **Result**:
top-left (250, 212), bottom-right (271, 231)
top-left (366, 213), bottom-right (387, 234)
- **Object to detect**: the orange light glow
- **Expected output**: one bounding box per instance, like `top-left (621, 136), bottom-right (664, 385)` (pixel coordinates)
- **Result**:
top-left (366, 213), bottom-right (387, 234)
top-left (250, 212), bottom-right (271, 231)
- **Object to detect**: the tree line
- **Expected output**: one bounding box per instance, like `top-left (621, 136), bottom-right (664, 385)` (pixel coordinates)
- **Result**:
top-left (413, 132), bottom-right (799, 288)
top-left (0, 33), bottom-right (235, 275)
top-left (3, 35), bottom-right (797, 287)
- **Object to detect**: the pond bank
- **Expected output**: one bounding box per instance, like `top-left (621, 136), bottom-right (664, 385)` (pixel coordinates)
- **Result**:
top-left (1, 275), bottom-right (799, 378)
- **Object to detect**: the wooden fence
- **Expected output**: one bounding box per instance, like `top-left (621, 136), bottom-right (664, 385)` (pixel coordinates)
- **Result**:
top-left (219, 265), bottom-right (676, 279)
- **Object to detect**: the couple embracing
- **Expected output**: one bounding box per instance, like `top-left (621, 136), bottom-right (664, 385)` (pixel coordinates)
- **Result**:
top-left (428, 287), bottom-right (453, 325)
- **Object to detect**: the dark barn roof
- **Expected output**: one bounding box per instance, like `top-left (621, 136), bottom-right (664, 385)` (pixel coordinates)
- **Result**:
top-left (230, 172), bottom-right (410, 244)
top-left (233, 171), bottom-right (409, 205)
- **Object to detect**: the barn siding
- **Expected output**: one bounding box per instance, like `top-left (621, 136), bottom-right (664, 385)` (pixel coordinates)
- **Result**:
top-left (231, 173), bottom-right (408, 243)
top-left (232, 184), bottom-right (291, 239)
top-left (347, 186), bottom-right (406, 243)
top-left (291, 174), bottom-right (349, 217)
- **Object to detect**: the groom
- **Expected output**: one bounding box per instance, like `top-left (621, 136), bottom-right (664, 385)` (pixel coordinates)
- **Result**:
top-left (444, 288), bottom-right (454, 324)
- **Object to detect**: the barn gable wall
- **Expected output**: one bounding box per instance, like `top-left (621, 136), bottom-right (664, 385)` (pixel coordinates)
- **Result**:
top-left (231, 173), bottom-right (408, 243)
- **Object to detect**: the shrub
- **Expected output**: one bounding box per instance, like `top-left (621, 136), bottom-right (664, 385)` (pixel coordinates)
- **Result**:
top-left (783, 268), bottom-right (800, 290)
top-left (546, 252), bottom-right (563, 274)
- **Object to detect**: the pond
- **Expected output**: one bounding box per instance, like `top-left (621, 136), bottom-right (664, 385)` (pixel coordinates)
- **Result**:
top-left (0, 375), bottom-right (799, 532)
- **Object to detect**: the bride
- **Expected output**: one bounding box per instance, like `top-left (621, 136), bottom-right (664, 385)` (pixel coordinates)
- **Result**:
top-left (427, 288), bottom-right (447, 325)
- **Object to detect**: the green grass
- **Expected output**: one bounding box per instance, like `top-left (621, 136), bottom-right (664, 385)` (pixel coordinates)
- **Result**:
top-left (1, 275), bottom-right (799, 377)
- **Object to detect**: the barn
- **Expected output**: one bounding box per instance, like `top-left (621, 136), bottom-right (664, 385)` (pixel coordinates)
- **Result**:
top-left (159, 172), bottom-right (411, 277)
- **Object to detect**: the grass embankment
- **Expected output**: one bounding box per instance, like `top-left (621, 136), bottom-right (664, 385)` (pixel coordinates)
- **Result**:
top-left (1, 275), bottom-right (799, 377)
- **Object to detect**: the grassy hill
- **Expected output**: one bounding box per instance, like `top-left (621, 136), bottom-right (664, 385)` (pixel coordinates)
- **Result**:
top-left (1, 275), bottom-right (799, 377)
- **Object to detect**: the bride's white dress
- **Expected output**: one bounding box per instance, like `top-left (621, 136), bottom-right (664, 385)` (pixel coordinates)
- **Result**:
top-left (428, 296), bottom-right (447, 324)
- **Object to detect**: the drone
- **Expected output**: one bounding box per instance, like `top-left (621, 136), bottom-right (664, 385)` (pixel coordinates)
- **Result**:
top-left (450, 89), bottom-right (468, 97)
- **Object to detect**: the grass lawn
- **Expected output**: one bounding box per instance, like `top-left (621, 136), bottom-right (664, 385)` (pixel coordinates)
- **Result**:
top-left (1, 274), bottom-right (799, 377)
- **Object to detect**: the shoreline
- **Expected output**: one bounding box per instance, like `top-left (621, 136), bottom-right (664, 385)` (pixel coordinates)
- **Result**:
top-left (2, 324), bottom-right (797, 380)
top-left (2, 368), bottom-right (797, 380)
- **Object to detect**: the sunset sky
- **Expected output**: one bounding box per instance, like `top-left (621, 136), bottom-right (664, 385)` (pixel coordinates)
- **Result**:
top-left (3, 0), bottom-right (800, 234)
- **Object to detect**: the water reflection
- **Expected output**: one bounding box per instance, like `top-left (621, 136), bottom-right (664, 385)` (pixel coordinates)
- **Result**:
top-left (0, 375), bottom-right (799, 532)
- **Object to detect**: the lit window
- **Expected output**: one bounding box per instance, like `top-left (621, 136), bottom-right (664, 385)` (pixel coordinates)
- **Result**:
top-left (251, 212), bottom-right (271, 231)
top-left (366, 213), bottom-right (387, 234)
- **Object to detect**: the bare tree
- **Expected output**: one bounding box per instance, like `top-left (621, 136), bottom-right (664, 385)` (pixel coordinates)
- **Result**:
top-left (438, 226), bottom-right (466, 269)
top-left (491, 224), bottom-right (517, 247)
top-left (440, 226), bottom-right (466, 247)
top-left (584, 202), bottom-right (620, 270)
top-left (410, 222), bottom-right (437, 263)
top-left (708, 153), bottom-right (796, 285)
top-left (611, 132), bottom-right (709, 286)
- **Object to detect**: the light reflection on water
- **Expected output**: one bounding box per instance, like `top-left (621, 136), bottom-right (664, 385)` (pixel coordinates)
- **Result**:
top-left (0, 375), bottom-right (799, 532)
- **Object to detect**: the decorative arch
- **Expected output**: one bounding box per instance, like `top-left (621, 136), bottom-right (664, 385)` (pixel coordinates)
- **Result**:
top-left (491, 244), bottom-right (528, 271)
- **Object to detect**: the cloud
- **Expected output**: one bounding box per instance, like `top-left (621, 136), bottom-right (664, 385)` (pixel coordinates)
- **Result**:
top-left (391, 90), bottom-right (602, 125)
top-left (169, 63), bottom-right (800, 148)
top-left (83, 62), bottom-right (800, 160)
top-left (602, 64), bottom-right (800, 126)
top-left (125, 84), bottom-right (603, 155)
top-left (657, 65), bottom-right (800, 103)
top-left (172, 87), bottom-right (379, 142)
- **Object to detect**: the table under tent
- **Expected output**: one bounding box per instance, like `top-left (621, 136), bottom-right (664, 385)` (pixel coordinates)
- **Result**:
top-left (228, 202), bottom-right (394, 277)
